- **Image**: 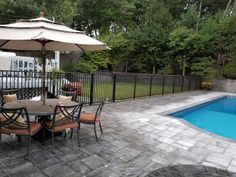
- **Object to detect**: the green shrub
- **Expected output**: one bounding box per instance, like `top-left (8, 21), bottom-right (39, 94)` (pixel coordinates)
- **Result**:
top-left (72, 61), bottom-right (98, 73)
top-left (190, 57), bottom-right (219, 78)
top-left (224, 59), bottom-right (236, 79)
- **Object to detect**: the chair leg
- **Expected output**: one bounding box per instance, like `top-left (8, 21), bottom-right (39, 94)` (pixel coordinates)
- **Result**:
top-left (99, 121), bottom-right (103, 134)
top-left (70, 129), bottom-right (73, 139)
top-left (17, 136), bottom-right (22, 143)
top-left (77, 126), bottom-right (80, 147)
top-left (64, 132), bottom-right (67, 139)
top-left (25, 135), bottom-right (31, 160)
top-left (94, 124), bottom-right (98, 142)
top-left (51, 132), bottom-right (55, 154)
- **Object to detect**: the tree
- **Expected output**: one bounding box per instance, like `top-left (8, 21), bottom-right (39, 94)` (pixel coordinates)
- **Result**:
top-left (0, 0), bottom-right (38, 24)
top-left (127, 1), bottom-right (172, 73)
top-left (169, 26), bottom-right (199, 76)
top-left (39, 0), bottom-right (76, 26)
top-left (100, 32), bottom-right (132, 71)
top-left (190, 57), bottom-right (218, 78)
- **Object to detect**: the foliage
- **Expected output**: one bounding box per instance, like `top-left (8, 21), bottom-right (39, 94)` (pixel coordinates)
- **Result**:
top-left (71, 60), bottom-right (98, 73)
top-left (0, 0), bottom-right (235, 78)
top-left (190, 57), bottom-right (219, 78)
top-left (0, 0), bottom-right (38, 24)
top-left (39, 0), bottom-right (76, 26)
top-left (100, 32), bottom-right (132, 70)
top-left (200, 81), bottom-right (212, 90)
top-left (169, 26), bottom-right (199, 75)
top-left (224, 59), bottom-right (236, 79)
top-left (47, 68), bottom-right (65, 84)
top-left (158, 65), bottom-right (174, 75)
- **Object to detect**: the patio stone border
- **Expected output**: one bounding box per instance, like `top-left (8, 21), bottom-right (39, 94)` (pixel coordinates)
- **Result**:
top-left (145, 165), bottom-right (236, 177)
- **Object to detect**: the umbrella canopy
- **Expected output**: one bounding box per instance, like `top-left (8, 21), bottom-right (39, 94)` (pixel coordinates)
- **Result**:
top-left (0, 16), bottom-right (106, 51)
top-left (0, 12), bottom-right (107, 104)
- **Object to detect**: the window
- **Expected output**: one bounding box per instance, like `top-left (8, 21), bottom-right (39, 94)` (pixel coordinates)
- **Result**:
top-left (13, 60), bottom-right (18, 70)
top-left (29, 63), bottom-right (33, 68)
top-left (19, 60), bottom-right (23, 68)
top-left (24, 61), bottom-right (28, 68)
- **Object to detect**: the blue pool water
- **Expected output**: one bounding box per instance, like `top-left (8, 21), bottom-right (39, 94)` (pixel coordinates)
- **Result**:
top-left (170, 96), bottom-right (236, 141)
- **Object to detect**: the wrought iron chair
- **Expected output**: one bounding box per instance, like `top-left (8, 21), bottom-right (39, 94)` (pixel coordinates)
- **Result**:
top-left (79, 101), bottom-right (105, 141)
top-left (0, 107), bottom-right (42, 159)
top-left (58, 90), bottom-right (77, 101)
top-left (45, 103), bottom-right (83, 153)
top-left (0, 89), bottom-right (21, 106)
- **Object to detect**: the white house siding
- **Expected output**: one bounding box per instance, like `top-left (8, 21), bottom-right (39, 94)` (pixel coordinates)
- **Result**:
top-left (0, 51), bottom-right (59, 71)
top-left (0, 51), bottom-right (15, 70)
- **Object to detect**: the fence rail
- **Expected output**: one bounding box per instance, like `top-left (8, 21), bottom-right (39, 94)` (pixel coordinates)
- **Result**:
top-left (0, 70), bottom-right (202, 104)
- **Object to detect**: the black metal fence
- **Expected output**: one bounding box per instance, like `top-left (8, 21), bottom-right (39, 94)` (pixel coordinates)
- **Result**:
top-left (0, 70), bottom-right (202, 104)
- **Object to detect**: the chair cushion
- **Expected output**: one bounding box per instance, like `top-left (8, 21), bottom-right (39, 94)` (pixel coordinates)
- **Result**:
top-left (0, 122), bottom-right (42, 136)
top-left (46, 120), bottom-right (78, 132)
top-left (79, 113), bottom-right (100, 123)
top-left (55, 113), bottom-right (65, 121)
top-left (3, 94), bottom-right (17, 104)
top-left (55, 109), bottom-right (74, 121)
top-left (59, 95), bottom-right (72, 101)
top-left (0, 113), bottom-right (26, 128)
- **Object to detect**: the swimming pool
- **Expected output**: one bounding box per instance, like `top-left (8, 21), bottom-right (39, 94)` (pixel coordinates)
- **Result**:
top-left (169, 96), bottom-right (236, 141)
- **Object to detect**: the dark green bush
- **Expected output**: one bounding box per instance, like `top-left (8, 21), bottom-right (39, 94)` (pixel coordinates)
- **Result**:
top-left (224, 60), bottom-right (236, 79)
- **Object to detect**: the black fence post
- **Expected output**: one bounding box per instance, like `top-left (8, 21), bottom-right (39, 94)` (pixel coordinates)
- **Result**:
top-left (181, 76), bottom-right (184, 92)
top-left (188, 77), bottom-right (192, 91)
top-left (133, 75), bottom-right (137, 99)
top-left (149, 75), bottom-right (153, 97)
top-left (162, 75), bottom-right (166, 96)
top-left (89, 73), bottom-right (94, 105)
top-left (172, 75), bottom-right (176, 94)
top-left (112, 74), bottom-right (117, 102)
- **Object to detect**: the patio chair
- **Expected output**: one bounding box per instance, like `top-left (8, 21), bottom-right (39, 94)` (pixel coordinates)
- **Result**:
top-left (0, 107), bottom-right (42, 159)
top-left (79, 101), bottom-right (105, 141)
top-left (0, 89), bottom-right (21, 106)
top-left (58, 90), bottom-right (77, 102)
top-left (45, 103), bottom-right (83, 153)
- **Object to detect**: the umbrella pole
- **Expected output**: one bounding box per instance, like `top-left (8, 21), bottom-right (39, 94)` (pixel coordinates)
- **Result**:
top-left (41, 43), bottom-right (46, 105)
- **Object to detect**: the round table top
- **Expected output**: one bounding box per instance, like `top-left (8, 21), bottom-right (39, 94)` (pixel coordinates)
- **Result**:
top-left (4, 99), bottom-right (79, 116)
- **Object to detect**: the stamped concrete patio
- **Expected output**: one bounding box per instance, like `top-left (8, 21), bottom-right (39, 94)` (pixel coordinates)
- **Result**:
top-left (1, 91), bottom-right (236, 177)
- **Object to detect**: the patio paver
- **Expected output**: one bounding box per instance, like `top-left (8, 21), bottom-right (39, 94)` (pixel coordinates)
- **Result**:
top-left (0, 91), bottom-right (236, 177)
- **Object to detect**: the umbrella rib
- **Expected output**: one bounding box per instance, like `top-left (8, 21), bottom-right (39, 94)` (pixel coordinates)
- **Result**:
top-left (0, 40), bottom-right (9, 48)
top-left (75, 44), bottom-right (85, 51)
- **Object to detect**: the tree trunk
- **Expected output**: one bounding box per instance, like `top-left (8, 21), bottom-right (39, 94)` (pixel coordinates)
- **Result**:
top-left (225, 0), bottom-right (233, 14)
top-left (152, 65), bottom-right (156, 74)
top-left (197, 0), bottom-right (203, 30)
top-left (182, 66), bottom-right (185, 76)
top-left (234, 0), bottom-right (236, 11)
top-left (220, 54), bottom-right (226, 78)
top-left (182, 59), bottom-right (186, 76)
top-left (125, 60), bottom-right (128, 73)
top-left (220, 60), bottom-right (225, 78)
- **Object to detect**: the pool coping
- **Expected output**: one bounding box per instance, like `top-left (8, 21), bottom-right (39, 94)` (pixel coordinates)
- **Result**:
top-left (164, 94), bottom-right (236, 144)
top-left (160, 94), bottom-right (227, 116)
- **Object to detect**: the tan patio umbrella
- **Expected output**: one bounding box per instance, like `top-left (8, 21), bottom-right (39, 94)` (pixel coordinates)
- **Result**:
top-left (0, 12), bottom-right (107, 104)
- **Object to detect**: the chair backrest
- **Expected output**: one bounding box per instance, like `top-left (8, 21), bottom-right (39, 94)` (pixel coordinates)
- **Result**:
top-left (58, 90), bottom-right (77, 101)
top-left (51, 103), bottom-right (83, 127)
top-left (94, 101), bottom-right (105, 121)
top-left (0, 89), bottom-right (21, 106)
top-left (0, 107), bottom-right (30, 132)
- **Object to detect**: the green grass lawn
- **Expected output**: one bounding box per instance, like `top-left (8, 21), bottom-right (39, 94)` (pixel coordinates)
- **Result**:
top-left (81, 81), bottom-right (182, 101)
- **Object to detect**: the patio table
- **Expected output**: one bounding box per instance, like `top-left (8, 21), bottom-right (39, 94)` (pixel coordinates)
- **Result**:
top-left (4, 99), bottom-right (79, 142)
top-left (4, 99), bottom-right (78, 116)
